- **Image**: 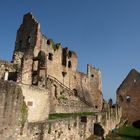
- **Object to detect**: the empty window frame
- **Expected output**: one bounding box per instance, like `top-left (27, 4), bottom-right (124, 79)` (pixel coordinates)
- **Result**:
top-left (48, 53), bottom-right (53, 61)
top-left (68, 61), bottom-right (72, 68)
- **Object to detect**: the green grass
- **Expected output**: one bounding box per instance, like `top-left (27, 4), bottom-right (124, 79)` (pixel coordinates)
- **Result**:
top-left (117, 126), bottom-right (140, 139)
top-left (48, 112), bottom-right (94, 120)
top-left (106, 125), bottom-right (140, 140)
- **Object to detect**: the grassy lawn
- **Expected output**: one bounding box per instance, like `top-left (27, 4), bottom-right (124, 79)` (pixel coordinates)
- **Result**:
top-left (48, 112), bottom-right (95, 120)
top-left (106, 125), bottom-right (140, 140)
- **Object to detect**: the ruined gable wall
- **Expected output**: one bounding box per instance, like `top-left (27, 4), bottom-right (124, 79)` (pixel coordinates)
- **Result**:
top-left (14, 13), bottom-right (39, 52)
top-left (125, 86), bottom-right (140, 123)
top-left (13, 13), bottom-right (39, 64)
top-left (12, 13), bottom-right (40, 84)
top-left (117, 84), bottom-right (140, 123)
top-left (117, 70), bottom-right (140, 123)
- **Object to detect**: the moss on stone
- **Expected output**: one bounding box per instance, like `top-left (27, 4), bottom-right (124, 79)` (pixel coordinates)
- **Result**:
top-left (21, 101), bottom-right (28, 127)
top-left (49, 39), bottom-right (60, 52)
top-left (58, 95), bottom-right (68, 100)
top-left (48, 112), bottom-right (95, 120)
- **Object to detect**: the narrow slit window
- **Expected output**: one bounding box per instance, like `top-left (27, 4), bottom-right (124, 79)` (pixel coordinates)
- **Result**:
top-left (27, 36), bottom-right (31, 44)
top-left (68, 61), bottom-right (72, 68)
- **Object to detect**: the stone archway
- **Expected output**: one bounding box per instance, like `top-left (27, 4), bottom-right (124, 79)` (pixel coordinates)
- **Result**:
top-left (94, 123), bottom-right (104, 137)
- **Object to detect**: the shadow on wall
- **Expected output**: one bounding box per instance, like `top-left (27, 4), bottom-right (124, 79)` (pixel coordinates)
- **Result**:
top-left (75, 86), bottom-right (95, 107)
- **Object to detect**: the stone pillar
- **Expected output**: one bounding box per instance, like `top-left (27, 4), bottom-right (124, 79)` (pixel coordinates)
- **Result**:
top-left (4, 71), bottom-right (9, 81)
top-left (21, 58), bottom-right (33, 85)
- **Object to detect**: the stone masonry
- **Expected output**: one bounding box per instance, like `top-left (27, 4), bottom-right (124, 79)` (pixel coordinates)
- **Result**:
top-left (117, 69), bottom-right (140, 124)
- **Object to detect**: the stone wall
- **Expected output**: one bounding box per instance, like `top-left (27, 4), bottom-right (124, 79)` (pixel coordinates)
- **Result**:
top-left (21, 84), bottom-right (50, 122)
top-left (46, 77), bottom-right (95, 114)
top-left (19, 106), bottom-right (121, 140)
top-left (97, 105), bottom-right (122, 136)
top-left (52, 105), bottom-right (94, 114)
top-left (0, 80), bottom-right (25, 140)
top-left (117, 69), bottom-right (140, 123)
top-left (14, 116), bottom-right (95, 140)
top-left (0, 81), bottom-right (122, 139)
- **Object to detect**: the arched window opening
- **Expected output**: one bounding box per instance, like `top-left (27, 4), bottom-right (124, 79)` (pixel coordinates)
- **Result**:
top-left (126, 95), bottom-right (131, 103)
top-left (27, 36), bottom-right (31, 45)
top-left (32, 71), bottom-right (38, 85)
top-left (47, 39), bottom-right (51, 45)
top-left (73, 89), bottom-right (78, 97)
top-left (68, 51), bottom-right (72, 58)
top-left (94, 123), bottom-right (104, 137)
top-left (95, 105), bottom-right (98, 109)
top-left (62, 48), bottom-right (67, 66)
top-left (38, 51), bottom-right (46, 68)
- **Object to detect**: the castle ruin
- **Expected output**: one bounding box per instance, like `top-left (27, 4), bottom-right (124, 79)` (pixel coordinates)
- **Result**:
top-left (1, 12), bottom-right (103, 112)
top-left (0, 12), bottom-right (121, 140)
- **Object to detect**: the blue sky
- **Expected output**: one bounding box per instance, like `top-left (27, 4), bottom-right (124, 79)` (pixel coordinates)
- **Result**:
top-left (0, 0), bottom-right (140, 102)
